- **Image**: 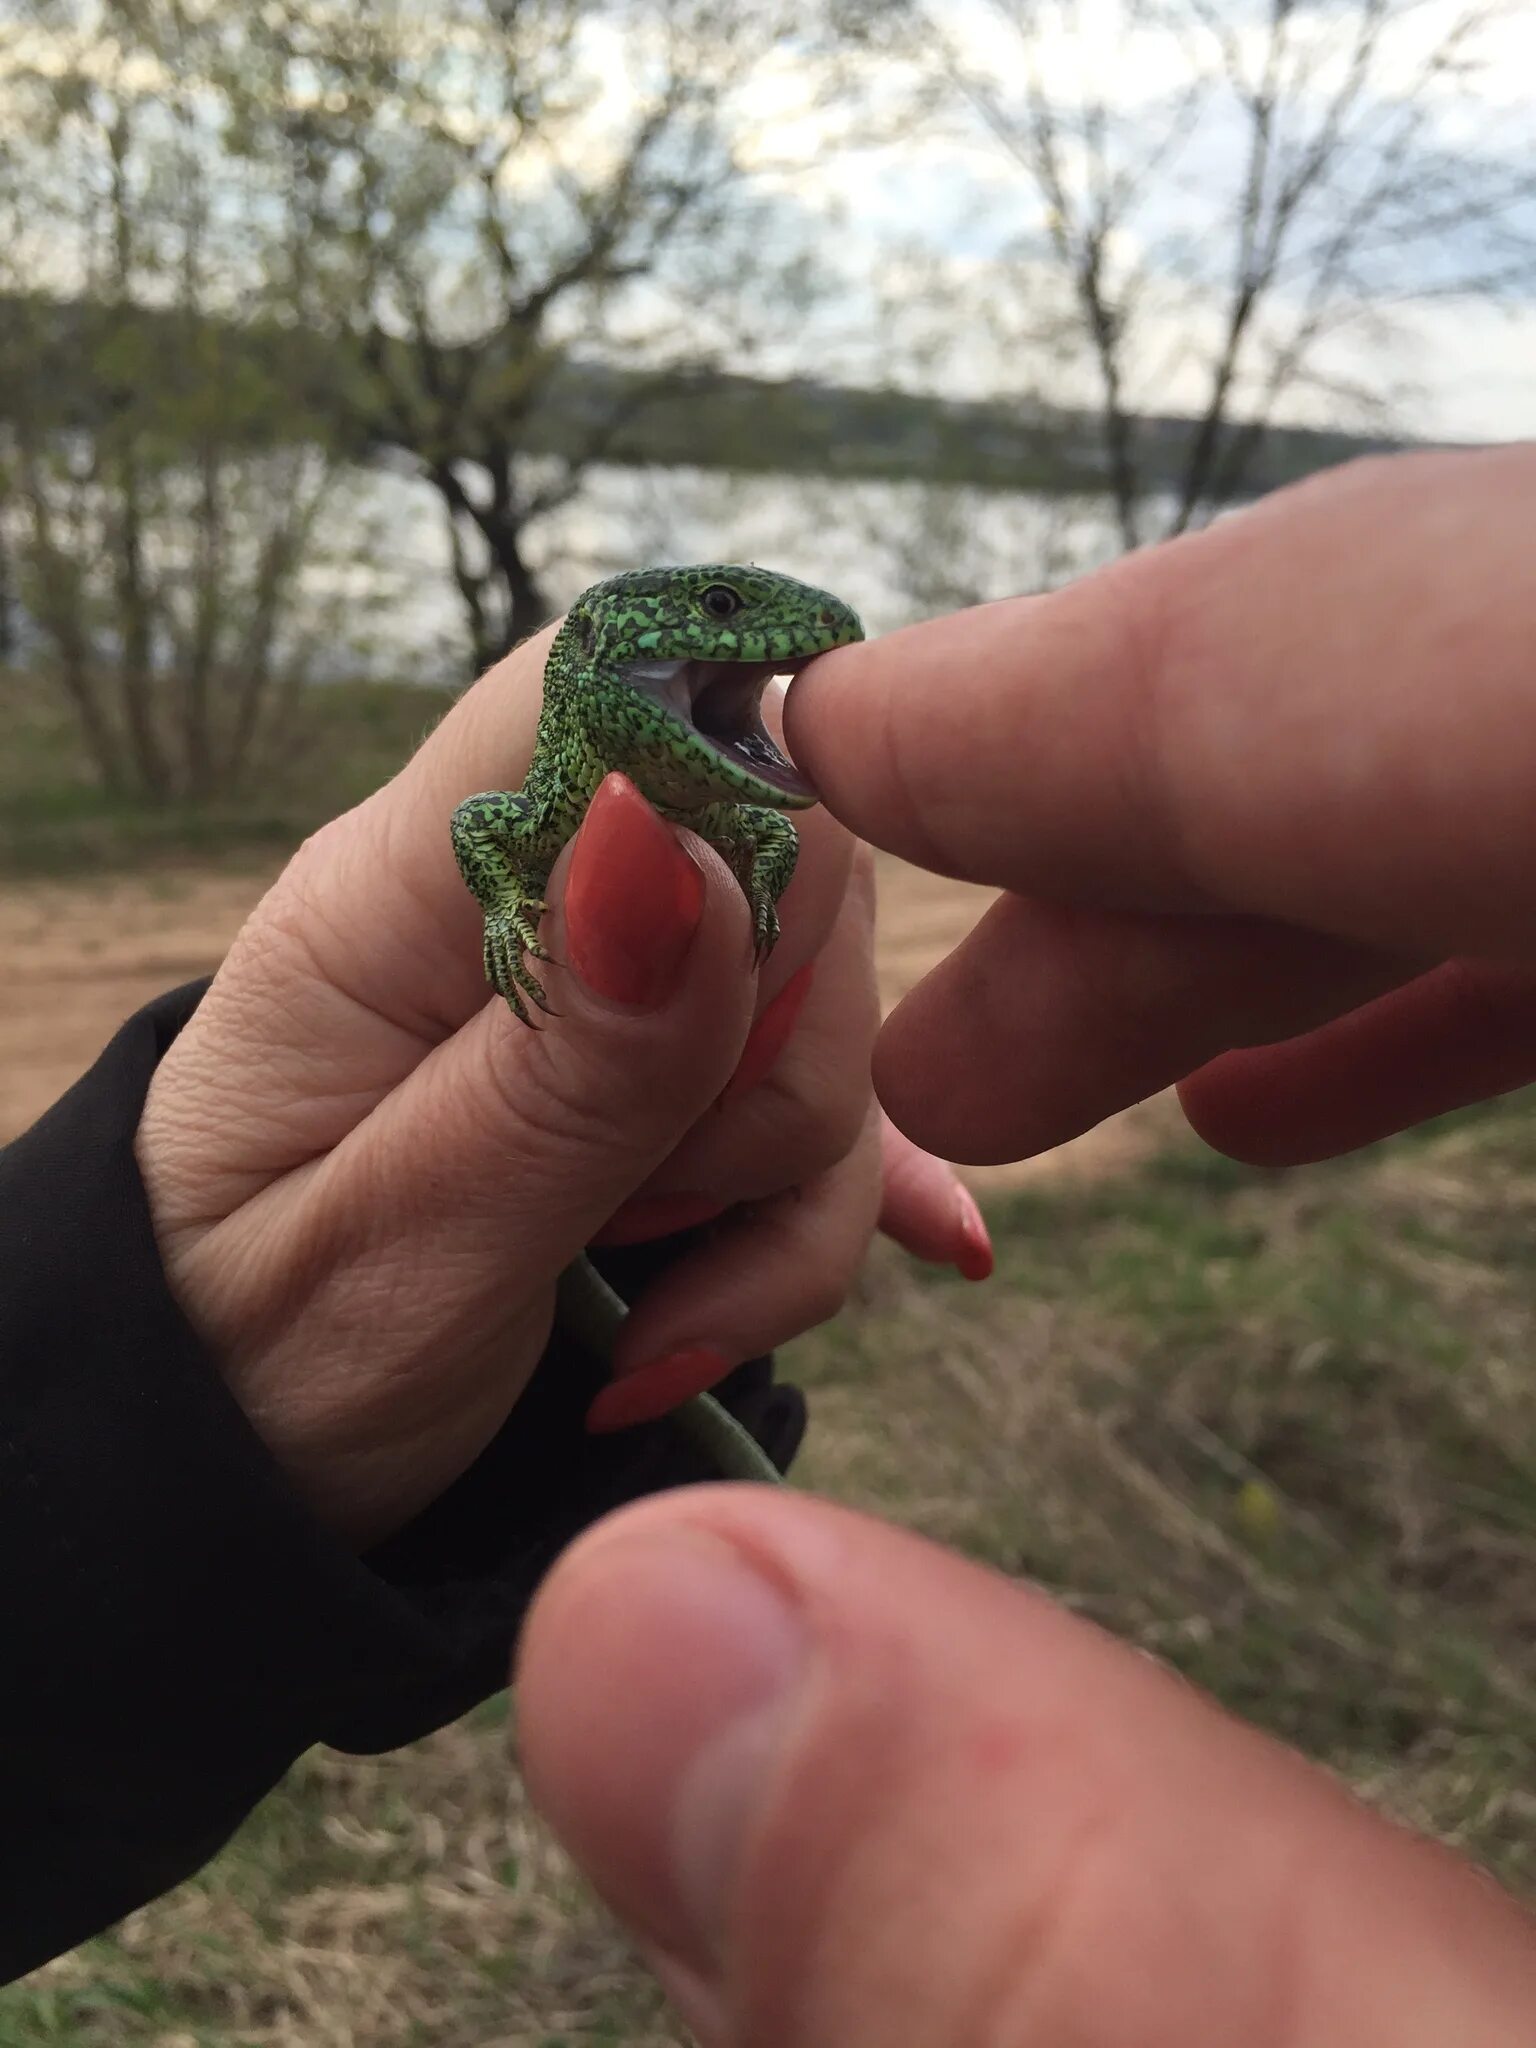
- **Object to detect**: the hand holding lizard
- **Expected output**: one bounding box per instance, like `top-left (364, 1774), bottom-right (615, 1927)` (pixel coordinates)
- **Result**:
top-left (135, 606), bottom-right (975, 1546)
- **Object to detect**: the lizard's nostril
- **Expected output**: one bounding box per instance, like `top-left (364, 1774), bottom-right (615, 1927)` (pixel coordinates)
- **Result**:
top-left (817, 608), bottom-right (835, 626)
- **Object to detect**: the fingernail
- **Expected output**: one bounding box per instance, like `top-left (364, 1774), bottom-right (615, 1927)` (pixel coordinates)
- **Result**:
top-left (591, 1191), bottom-right (727, 1247)
top-left (525, 1526), bottom-right (808, 1977)
top-left (586, 1345), bottom-right (732, 1432)
top-left (721, 962), bottom-right (816, 1103)
top-left (565, 774), bottom-right (705, 1008)
top-left (953, 1182), bottom-right (994, 1281)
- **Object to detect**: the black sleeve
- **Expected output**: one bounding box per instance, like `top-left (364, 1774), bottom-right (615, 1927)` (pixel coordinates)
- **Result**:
top-left (0, 982), bottom-right (804, 1983)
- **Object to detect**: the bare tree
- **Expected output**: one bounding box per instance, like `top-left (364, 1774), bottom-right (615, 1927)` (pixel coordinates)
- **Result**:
top-left (0, 0), bottom-right (365, 799)
top-left (236, 0), bottom-right (817, 670)
top-left (850, 0), bottom-right (1536, 547)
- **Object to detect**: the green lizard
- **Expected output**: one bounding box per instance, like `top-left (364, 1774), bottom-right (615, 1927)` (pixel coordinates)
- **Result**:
top-left (451, 563), bottom-right (865, 1484)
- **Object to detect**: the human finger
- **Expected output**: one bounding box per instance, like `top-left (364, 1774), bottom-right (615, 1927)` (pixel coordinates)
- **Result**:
top-left (596, 854), bottom-right (988, 1287)
top-left (785, 447), bottom-right (1536, 963)
top-left (875, 1116), bottom-right (992, 1278)
top-left (597, 842), bottom-right (881, 1228)
top-left (1180, 957), bottom-right (1536, 1165)
top-left (519, 1490), bottom-right (1536, 2048)
top-left (590, 1113), bottom-right (990, 1437)
top-left (875, 891), bottom-right (1411, 1163)
top-left (585, 1106), bottom-right (886, 1433)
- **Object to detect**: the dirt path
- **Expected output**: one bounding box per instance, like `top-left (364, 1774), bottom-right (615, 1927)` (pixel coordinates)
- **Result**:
top-left (0, 853), bottom-right (1173, 1180)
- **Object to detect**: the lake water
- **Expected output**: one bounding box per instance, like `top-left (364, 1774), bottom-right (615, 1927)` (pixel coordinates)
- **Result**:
top-left (329, 462), bottom-right (1132, 685)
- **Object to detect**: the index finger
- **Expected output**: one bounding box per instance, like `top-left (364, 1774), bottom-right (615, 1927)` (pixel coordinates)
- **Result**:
top-left (785, 446), bottom-right (1536, 963)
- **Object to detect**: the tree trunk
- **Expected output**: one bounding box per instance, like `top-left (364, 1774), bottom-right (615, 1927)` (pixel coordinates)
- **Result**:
top-left (223, 522), bottom-right (296, 791)
top-left (181, 444), bottom-right (222, 798)
top-left (485, 512), bottom-right (553, 658)
top-left (16, 441), bottom-right (128, 791)
top-left (0, 525), bottom-right (15, 661)
top-left (431, 459), bottom-right (554, 672)
top-left (109, 453), bottom-right (173, 800)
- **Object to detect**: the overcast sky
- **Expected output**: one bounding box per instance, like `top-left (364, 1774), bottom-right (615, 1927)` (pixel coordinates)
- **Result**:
top-left (729, 0), bottom-right (1536, 442)
top-left (6, 0), bottom-right (1534, 443)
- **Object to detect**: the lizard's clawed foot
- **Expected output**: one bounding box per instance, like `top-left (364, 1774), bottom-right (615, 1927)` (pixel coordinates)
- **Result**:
top-left (484, 901), bottom-right (553, 1024)
top-left (748, 887), bottom-right (782, 962)
top-left (731, 803), bottom-right (796, 965)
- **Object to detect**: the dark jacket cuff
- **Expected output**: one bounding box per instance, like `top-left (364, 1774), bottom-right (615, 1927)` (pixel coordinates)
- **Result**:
top-left (0, 981), bottom-right (802, 1979)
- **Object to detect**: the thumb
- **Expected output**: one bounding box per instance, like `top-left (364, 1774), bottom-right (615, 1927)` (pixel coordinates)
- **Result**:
top-left (518, 1490), bottom-right (1536, 2048)
top-left (157, 773), bottom-right (766, 1542)
top-left (362, 770), bottom-right (760, 1282)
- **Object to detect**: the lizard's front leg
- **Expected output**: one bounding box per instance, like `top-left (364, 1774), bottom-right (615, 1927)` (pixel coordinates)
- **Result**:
top-left (450, 790), bottom-right (555, 1023)
top-left (693, 801), bottom-right (800, 959)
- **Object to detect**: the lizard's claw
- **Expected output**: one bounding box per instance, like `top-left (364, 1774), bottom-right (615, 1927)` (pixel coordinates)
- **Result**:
top-left (484, 905), bottom-right (553, 1024)
top-left (749, 887), bottom-right (781, 963)
top-left (728, 804), bottom-right (796, 966)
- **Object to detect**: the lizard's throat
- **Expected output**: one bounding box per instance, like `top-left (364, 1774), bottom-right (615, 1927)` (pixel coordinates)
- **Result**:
top-left (620, 656), bottom-right (815, 801)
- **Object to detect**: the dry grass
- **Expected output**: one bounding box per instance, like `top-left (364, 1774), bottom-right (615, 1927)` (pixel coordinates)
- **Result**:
top-left (11, 1711), bottom-right (678, 2048)
top-left (6, 1096), bottom-right (1535, 2046)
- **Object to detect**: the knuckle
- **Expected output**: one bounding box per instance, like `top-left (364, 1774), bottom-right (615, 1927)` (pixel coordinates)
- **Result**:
top-left (961, 1802), bottom-right (1140, 2048)
top-left (762, 1191), bottom-right (860, 1328)
top-left (875, 1773), bottom-right (1156, 2048)
top-left (964, 1796), bottom-right (1296, 2048)
top-left (735, 1687), bottom-right (1144, 2048)
top-left (755, 1061), bottom-right (870, 1182)
top-left (1092, 556), bottom-right (1191, 884)
top-left (478, 1024), bottom-right (651, 1185)
top-left (255, 828), bottom-right (367, 986)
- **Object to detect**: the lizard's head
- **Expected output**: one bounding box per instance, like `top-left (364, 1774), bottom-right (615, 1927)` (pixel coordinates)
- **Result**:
top-left (566, 563), bottom-right (864, 809)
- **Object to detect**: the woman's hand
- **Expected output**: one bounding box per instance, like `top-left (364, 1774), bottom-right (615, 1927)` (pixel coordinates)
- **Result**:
top-left (516, 447), bottom-right (1536, 2045)
top-left (135, 628), bottom-right (975, 1548)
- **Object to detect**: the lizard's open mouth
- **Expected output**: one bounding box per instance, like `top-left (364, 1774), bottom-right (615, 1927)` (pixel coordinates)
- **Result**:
top-left (623, 656), bottom-right (814, 799)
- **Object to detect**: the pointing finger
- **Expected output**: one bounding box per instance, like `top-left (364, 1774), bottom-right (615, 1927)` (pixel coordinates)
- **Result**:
top-left (785, 447), bottom-right (1536, 963)
top-left (874, 892), bottom-right (1410, 1164)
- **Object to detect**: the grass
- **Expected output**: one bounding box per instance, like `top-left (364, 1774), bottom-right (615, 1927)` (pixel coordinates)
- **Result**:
top-left (7, 1089), bottom-right (1534, 2044)
top-left (795, 1106), bottom-right (1536, 1816)
top-left (0, 672), bottom-right (454, 878)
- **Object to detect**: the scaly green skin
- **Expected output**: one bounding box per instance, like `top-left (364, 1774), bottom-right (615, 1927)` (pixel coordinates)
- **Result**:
top-left (451, 564), bottom-right (864, 1020)
top-left (451, 564), bottom-right (864, 1482)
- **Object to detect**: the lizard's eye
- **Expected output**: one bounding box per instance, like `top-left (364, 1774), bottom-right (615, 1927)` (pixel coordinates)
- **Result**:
top-left (701, 584), bottom-right (743, 620)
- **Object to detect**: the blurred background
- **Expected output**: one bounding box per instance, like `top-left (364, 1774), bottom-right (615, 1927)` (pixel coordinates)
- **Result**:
top-left (2, 1), bottom-right (1534, 2040)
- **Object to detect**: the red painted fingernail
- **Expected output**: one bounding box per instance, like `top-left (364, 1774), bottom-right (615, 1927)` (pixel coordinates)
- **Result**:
top-left (585, 1346), bottom-right (731, 1433)
top-left (565, 774), bottom-right (705, 1008)
top-left (722, 962), bottom-right (816, 1103)
top-left (590, 1192), bottom-right (728, 1246)
top-left (953, 1183), bottom-right (994, 1282)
